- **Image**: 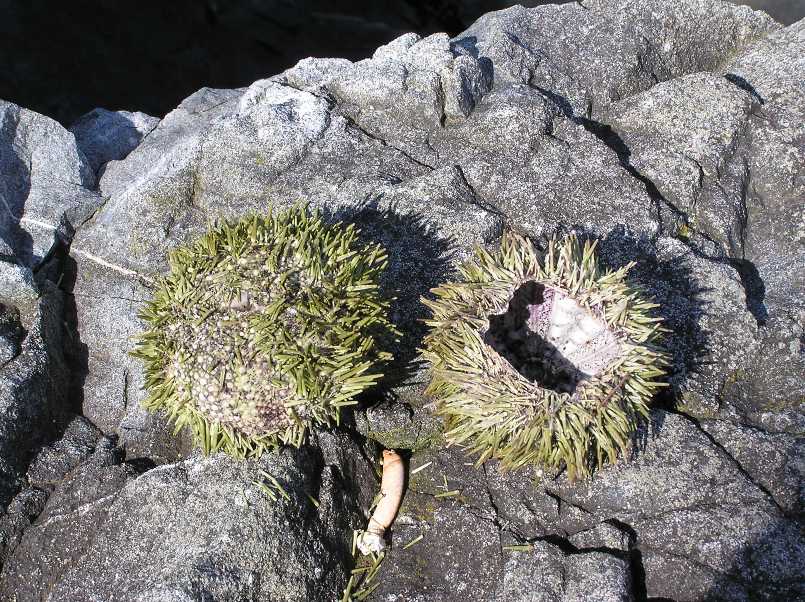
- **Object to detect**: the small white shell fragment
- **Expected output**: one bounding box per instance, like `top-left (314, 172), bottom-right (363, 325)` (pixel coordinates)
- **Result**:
top-left (356, 531), bottom-right (386, 555)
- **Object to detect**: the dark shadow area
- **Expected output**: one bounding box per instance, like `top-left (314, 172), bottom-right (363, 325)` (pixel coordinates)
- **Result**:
top-left (0, 0), bottom-right (553, 126)
top-left (327, 198), bottom-right (455, 399)
top-left (0, 304), bottom-right (25, 370)
top-left (730, 258), bottom-right (768, 325)
top-left (483, 281), bottom-right (586, 394)
top-left (36, 244), bottom-right (89, 425)
top-left (724, 73), bottom-right (765, 105)
top-left (0, 107), bottom-right (34, 267)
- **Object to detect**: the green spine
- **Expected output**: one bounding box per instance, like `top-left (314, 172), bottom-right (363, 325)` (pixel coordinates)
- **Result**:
top-left (131, 204), bottom-right (397, 458)
top-left (421, 232), bottom-right (669, 480)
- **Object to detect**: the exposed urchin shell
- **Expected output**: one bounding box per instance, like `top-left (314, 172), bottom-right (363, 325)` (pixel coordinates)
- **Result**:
top-left (421, 232), bottom-right (669, 480)
top-left (132, 204), bottom-right (396, 458)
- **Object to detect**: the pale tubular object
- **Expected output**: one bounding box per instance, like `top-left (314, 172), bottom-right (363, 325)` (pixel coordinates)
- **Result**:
top-left (357, 450), bottom-right (405, 554)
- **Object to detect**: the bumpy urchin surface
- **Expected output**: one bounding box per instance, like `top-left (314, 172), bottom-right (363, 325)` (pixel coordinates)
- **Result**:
top-left (132, 205), bottom-right (396, 458)
top-left (421, 232), bottom-right (669, 480)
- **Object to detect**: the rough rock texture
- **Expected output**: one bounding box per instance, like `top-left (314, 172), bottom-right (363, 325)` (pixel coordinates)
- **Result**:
top-left (0, 430), bottom-right (376, 601)
top-left (0, 1), bottom-right (802, 600)
top-left (69, 108), bottom-right (160, 176)
top-left (0, 101), bottom-right (101, 269)
top-left (0, 283), bottom-right (73, 509)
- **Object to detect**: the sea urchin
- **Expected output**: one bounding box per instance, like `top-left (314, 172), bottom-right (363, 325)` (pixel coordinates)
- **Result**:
top-left (132, 205), bottom-right (396, 458)
top-left (421, 232), bottom-right (668, 479)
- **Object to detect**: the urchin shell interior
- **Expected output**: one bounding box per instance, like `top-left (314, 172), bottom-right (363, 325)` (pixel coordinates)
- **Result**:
top-left (421, 232), bottom-right (669, 479)
top-left (132, 205), bottom-right (396, 458)
top-left (484, 281), bottom-right (621, 394)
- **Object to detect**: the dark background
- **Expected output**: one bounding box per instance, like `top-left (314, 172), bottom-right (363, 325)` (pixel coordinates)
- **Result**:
top-left (1, 0), bottom-right (802, 127)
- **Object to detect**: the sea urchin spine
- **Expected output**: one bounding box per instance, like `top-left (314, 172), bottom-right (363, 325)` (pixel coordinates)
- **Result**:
top-left (421, 232), bottom-right (669, 480)
top-left (131, 204), bottom-right (397, 459)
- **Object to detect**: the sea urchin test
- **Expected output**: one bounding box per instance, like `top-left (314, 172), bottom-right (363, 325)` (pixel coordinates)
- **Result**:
top-left (421, 232), bottom-right (668, 480)
top-left (132, 205), bottom-right (396, 458)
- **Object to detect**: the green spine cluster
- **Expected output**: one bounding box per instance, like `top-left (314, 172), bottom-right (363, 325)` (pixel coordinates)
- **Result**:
top-left (131, 205), bottom-right (396, 458)
top-left (421, 232), bottom-right (669, 480)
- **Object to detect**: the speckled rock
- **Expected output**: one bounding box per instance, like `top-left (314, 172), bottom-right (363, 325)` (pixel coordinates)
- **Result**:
top-left (698, 419), bottom-right (804, 515)
top-left (0, 101), bottom-right (101, 268)
top-left (69, 108), bottom-right (160, 175)
top-left (0, 285), bottom-right (72, 509)
top-left (0, 430), bottom-right (376, 602)
top-left (455, 0), bottom-right (777, 117)
top-left (605, 72), bottom-right (758, 257)
top-left (724, 18), bottom-right (805, 304)
top-left (547, 412), bottom-right (804, 601)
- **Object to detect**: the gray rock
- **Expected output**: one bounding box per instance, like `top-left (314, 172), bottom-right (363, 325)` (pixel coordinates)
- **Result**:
top-left (0, 416), bottom-right (100, 570)
top-left (374, 491), bottom-right (504, 601)
top-left (378, 445), bottom-right (635, 601)
top-left (69, 108), bottom-right (160, 175)
top-left (563, 552), bottom-right (632, 602)
top-left (605, 72), bottom-right (758, 257)
top-left (456, 0), bottom-right (777, 117)
top-left (725, 18), bottom-right (805, 304)
top-left (0, 285), bottom-right (71, 509)
top-left (725, 307), bottom-right (805, 433)
top-left (568, 522), bottom-right (631, 552)
top-left (501, 544), bottom-right (566, 602)
top-left (26, 415), bottom-right (101, 490)
top-left (502, 546), bottom-right (633, 602)
top-left (0, 487), bottom-right (47, 569)
top-left (0, 101), bottom-right (102, 269)
top-left (321, 31), bottom-right (492, 162)
top-left (547, 412), bottom-right (805, 600)
top-left (646, 238), bottom-right (759, 418)
top-left (0, 261), bottom-right (38, 309)
top-left (430, 83), bottom-right (660, 238)
top-left (698, 419), bottom-right (804, 515)
top-left (1, 430), bottom-right (376, 602)
top-left (68, 255), bottom-right (188, 463)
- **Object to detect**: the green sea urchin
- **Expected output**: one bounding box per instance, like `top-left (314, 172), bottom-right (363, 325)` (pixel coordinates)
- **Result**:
top-left (421, 232), bottom-right (669, 479)
top-left (131, 205), bottom-right (396, 458)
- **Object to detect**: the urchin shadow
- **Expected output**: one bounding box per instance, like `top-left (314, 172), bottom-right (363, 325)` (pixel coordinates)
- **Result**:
top-left (325, 197), bottom-right (456, 399)
top-left (544, 226), bottom-right (710, 452)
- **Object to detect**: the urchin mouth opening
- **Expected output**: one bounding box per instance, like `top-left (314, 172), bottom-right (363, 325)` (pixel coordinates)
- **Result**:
top-left (482, 281), bottom-right (621, 394)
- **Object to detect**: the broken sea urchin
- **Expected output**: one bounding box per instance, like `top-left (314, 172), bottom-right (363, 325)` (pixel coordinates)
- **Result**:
top-left (132, 205), bottom-right (396, 458)
top-left (421, 232), bottom-right (668, 479)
